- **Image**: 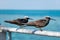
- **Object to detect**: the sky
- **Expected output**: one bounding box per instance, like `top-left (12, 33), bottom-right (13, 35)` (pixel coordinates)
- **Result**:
top-left (0, 0), bottom-right (60, 10)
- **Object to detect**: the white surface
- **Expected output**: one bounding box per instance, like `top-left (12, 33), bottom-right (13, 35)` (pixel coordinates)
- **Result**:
top-left (0, 26), bottom-right (60, 37)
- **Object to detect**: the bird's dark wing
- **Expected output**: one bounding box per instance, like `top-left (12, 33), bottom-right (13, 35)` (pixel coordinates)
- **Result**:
top-left (16, 18), bottom-right (22, 21)
top-left (4, 18), bottom-right (27, 26)
top-left (17, 19), bottom-right (27, 23)
top-left (34, 19), bottom-right (47, 27)
top-left (4, 20), bottom-right (18, 24)
top-left (22, 19), bottom-right (47, 26)
top-left (35, 19), bottom-right (46, 22)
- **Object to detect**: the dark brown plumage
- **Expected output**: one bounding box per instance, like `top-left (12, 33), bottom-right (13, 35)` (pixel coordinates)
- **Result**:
top-left (4, 16), bottom-right (33, 25)
top-left (23, 16), bottom-right (56, 31)
top-left (5, 18), bottom-right (30, 26)
top-left (4, 16), bottom-right (56, 31)
top-left (4, 16), bottom-right (33, 30)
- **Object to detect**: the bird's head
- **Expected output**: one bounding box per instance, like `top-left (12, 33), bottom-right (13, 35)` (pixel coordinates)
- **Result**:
top-left (24, 16), bottom-right (33, 20)
top-left (45, 16), bottom-right (56, 21)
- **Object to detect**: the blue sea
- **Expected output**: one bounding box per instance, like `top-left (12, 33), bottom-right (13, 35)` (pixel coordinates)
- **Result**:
top-left (0, 10), bottom-right (60, 40)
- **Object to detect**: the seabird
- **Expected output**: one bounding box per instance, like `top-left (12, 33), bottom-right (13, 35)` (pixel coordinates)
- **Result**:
top-left (23, 16), bottom-right (56, 31)
top-left (4, 16), bottom-right (56, 31)
top-left (4, 16), bottom-right (33, 30)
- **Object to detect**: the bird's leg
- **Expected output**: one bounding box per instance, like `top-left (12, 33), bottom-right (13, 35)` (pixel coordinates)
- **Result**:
top-left (39, 28), bottom-right (43, 31)
top-left (20, 25), bottom-right (25, 29)
top-left (23, 24), bottom-right (27, 27)
top-left (16, 25), bottom-right (26, 31)
top-left (32, 30), bottom-right (38, 34)
top-left (16, 27), bottom-right (20, 31)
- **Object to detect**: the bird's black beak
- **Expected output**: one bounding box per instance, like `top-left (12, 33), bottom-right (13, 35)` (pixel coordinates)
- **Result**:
top-left (51, 18), bottom-right (56, 21)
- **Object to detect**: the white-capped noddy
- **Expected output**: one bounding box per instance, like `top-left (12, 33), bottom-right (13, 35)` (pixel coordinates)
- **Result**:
top-left (4, 16), bottom-right (33, 30)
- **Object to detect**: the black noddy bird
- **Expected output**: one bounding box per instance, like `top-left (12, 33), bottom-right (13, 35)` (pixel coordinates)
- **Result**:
top-left (4, 16), bottom-right (33, 30)
top-left (23, 16), bottom-right (56, 31)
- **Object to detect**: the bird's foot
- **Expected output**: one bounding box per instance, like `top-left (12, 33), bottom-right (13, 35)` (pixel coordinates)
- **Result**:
top-left (39, 28), bottom-right (43, 31)
top-left (16, 27), bottom-right (24, 31)
top-left (16, 28), bottom-right (19, 31)
top-left (40, 30), bottom-right (43, 31)
top-left (32, 30), bottom-right (37, 34)
top-left (16, 28), bottom-right (21, 31)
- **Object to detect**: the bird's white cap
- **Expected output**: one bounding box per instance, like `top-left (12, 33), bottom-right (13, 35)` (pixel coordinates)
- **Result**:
top-left (24, 16), bottom-right (29, 18)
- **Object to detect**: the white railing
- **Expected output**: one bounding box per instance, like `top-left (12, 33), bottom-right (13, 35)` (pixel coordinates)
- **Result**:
top-left (0, 26), bottom-right (60, 40)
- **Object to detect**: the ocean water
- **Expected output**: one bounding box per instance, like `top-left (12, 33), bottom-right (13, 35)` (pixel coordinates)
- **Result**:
top-left (0, 10), bottom-right (60, 40)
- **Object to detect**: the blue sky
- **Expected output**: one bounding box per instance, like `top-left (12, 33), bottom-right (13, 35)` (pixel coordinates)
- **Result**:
top-left (0, 0), bottom-right (60, 10)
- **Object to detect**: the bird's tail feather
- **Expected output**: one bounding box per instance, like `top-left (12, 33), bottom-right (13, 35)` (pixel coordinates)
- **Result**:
top-left (4, 20), bottom-right (16, 24)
